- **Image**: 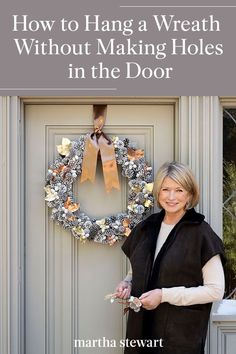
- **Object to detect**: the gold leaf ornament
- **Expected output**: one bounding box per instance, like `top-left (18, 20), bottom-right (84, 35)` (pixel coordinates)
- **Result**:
top-left (127, 202), bottom-right (137, 212)
top-left (123, 218), bottom-right (130, 227)
top-left (64, 197), bottom-right (80, 212)
top-left (96, 219), bottom-right (109, 232)
top-left (72, 226), bottom-right (85, 237)
top-left (124, 228), bottom-right (131, 236)
top-left (44, 186), bottom-right (58, 202)
top-left (123, 218), bottom-right (131, 236)
top-left (56, 138), bottom-right (72, 156)
top-left (144, 182), bottom-right (154, 193)
top-left (144, 200), bottom-right (152, 208)
top-left (127, 148), bottom-right (144, 161)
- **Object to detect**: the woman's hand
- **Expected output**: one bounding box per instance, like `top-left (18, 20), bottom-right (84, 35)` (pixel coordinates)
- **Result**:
top-left (115, 281), bottom-right (132, 299)
top-left (139, 289), bottom-right (162, 310)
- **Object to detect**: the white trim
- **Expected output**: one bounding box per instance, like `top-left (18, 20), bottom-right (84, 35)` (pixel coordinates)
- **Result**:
top-left (178, 96), bottom-right (222, 237)
top-left (0, 96), bottom-right (23, 354)
top-left (177, 96), bottom-right (189, 163)
top-left (220, 97), bottom-right (236, 108)
top-left (0, 97), bottom-right (9, 354)
top-left (178, 96), bottom-right (223, 354)
top-left (209, 97), bottom-right (223, 236)
top-left (21, 96), bottom-right (179, 104)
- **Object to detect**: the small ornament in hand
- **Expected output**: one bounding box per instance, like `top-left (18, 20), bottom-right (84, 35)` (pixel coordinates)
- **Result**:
top-left (105, 293), bottom-right (142, 314)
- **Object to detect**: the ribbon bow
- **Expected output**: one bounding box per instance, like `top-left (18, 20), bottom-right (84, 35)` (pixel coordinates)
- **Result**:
top-left (80, 105), bottom-right (120, 193)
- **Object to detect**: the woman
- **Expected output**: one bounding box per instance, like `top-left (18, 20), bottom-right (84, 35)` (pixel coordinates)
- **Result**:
top-left (116, 161), bottom-right (225, 354)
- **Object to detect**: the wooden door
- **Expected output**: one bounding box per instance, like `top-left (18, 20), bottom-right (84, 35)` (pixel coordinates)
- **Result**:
top-left (24, 103), bottom-right (174, 354)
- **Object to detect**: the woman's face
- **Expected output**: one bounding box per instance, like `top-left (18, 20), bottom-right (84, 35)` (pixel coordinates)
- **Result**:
top-left (158, 177), bottom-right (190, 218)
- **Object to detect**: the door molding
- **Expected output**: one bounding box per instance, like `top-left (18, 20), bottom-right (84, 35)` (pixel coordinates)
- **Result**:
top-left (178, 96), bottom-right (222, 235)
top-left (0, 96), bottom-right (24, 354)
top-left (0, 96), bottom-right (223, 354)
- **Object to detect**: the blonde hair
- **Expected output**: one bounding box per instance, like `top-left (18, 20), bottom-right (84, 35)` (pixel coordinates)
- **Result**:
top-left (153, 161), bottom-right (199, 209)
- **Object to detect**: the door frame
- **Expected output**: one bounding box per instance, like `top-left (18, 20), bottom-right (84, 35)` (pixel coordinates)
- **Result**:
top-left (0, 96), bottom-right (223, 354)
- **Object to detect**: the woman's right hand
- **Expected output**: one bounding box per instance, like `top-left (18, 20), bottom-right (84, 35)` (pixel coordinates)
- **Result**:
top-left (115, 281), bottom-right (132, 299)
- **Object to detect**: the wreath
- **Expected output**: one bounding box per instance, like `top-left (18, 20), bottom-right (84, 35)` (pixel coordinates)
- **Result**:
top-left (44, 135), bottom-right (154, 245)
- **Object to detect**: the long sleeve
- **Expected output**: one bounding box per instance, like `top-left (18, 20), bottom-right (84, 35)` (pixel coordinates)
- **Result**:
top-left (161, 254), bottom-right (225, 306)
top-left (123, 267), bottom-right (133, 283)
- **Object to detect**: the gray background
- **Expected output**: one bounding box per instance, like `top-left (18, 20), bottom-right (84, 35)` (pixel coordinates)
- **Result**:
top-left (1, 0), bottom-right (236, 95)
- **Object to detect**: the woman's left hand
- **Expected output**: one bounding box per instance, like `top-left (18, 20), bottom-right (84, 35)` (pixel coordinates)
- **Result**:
top-left (139, 289), bottom-right (162, 310)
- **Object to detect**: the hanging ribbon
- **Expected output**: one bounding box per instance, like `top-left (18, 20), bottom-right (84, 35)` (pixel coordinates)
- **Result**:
top-left (80, 105), bottom-right (120, 193)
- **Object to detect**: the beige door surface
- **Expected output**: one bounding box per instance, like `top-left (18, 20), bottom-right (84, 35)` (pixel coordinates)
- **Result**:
top-left (24, 103), bottom-right (174, 354)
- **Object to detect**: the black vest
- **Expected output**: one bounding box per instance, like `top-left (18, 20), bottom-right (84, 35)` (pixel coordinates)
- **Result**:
top-left (122, 209), bottom-right (226, 354)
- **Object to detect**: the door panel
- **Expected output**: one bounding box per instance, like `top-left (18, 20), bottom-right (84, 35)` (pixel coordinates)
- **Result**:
top-left (25, 103), bottom-right (174, 354)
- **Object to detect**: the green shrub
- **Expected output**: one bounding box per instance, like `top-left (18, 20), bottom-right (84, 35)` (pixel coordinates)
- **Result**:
top-left (223, 161), bottom-right (236, 298)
